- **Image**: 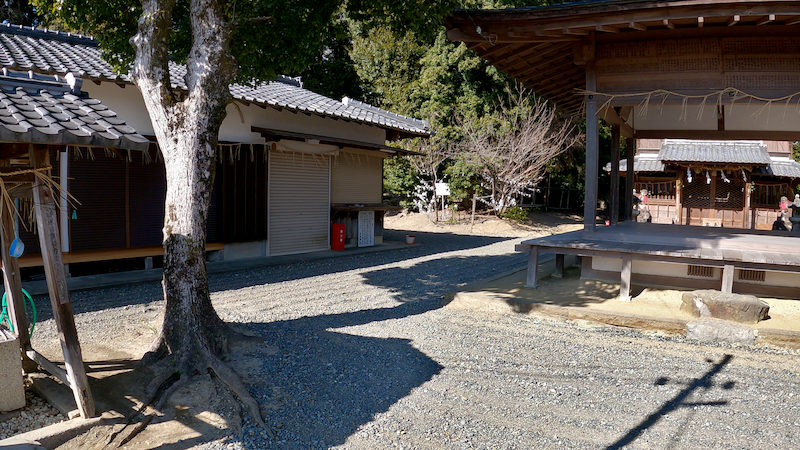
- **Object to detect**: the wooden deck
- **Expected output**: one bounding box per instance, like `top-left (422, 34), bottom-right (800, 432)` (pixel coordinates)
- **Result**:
top-left (15, 243), bottom-right (225, 268)
top-left (516, 222), bottom-right (800, 299)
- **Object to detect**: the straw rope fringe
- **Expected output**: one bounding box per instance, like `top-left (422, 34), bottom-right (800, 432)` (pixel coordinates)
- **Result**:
top-left (0, 166), bottom-right (80, 233)
top-left (578, 87), bottom-right (800, 121)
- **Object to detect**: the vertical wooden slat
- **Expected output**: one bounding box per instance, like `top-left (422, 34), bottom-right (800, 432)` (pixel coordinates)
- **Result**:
top-left (554, 253), bottom-right (565, 279)
top-left (620, 255), bottom-right (632, 301)
top-left (30, 146), bottom-right (95, 419)
top-left (721, 264), bottom-right (735, 293)
top-left (525, 246), bottom-right (540, 288)
top-left (624, 137), bottom-right (635, 221)
top-left (610, 124), bottom-right (621, 224)
top-left (584, 60), bottom-right (599, 232)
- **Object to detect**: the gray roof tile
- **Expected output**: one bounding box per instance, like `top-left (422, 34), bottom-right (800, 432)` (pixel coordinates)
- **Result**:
top-left (0, 24), bottom-right (429, 137)
top-left (659, 141), bottom-right (772, 164)
top-left (0, 71), bottom-right (148, 150)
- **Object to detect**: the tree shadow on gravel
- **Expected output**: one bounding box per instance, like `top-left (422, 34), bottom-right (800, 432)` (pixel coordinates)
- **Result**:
top-left (32, 231), bottom-right (512, 321)
top-left (607, 354), bottom-right (735, 450)
top-left (234, 253), bottom-right (524, 448)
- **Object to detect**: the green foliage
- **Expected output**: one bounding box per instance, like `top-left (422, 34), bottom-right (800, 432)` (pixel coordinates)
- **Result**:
top-left (500, 205), bottom-right (529, 223)
top-left (32, 0), bottom-right (458, 85)
top-left (299, 18), bottom-right (363, 100)
top-left (383, 155), bottom-right (418, 209)
top-left (443, 155), bottom-right (484, 203)
top-left (793, 141), bottom-right (800, 163)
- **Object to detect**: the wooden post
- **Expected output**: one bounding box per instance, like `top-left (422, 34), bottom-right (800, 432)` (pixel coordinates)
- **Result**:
top-left (470, 194), bottom-right (476, 232)
top-left (675, 176), bottom-right (683, 224)
top-left (0, 197), bottom-right (36, 372)
top-left (584, 60), bottom-right (599, 232)
top-left (721, 264), bottom-right (735, 294)
top-left (624, 137), bottom-right (635, 221)
top-left (620, 255), bottom-right (632, 301)
top-left (610, 124), bottom-right (621, 224)
top-left (29, 146), bottom-right (95, 418)
top-left (554, 253), bottom-right (565, 279)
top-left (525, 246), bottom-right (540, 288)
top-left (743, 178), bottom-right (751, 229)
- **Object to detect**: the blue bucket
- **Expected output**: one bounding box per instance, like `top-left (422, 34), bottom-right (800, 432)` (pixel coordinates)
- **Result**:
top-left (9, 237), bottom-right (24, 258)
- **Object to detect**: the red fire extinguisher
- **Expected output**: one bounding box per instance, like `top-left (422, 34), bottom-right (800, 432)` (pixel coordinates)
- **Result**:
top-left (331, 223), bottom-right (346, 251)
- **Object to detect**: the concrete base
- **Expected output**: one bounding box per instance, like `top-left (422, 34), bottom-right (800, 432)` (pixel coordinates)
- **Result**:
top-left (0, 329), bottom-right (25, 412)
top-left (222, 240), bottom-right (267, 260)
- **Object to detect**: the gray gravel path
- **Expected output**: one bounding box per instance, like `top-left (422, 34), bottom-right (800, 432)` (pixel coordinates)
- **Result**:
top-left (27, 230), bottom-right (800, 449)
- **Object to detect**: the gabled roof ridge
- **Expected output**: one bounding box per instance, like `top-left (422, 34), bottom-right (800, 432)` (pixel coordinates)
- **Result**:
top-left (0, 23), bottom-right (96, 46)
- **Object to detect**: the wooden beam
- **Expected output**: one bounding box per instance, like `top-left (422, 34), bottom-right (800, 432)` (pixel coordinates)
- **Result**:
top-left (598, 106), bottom-right (635, 138)
top-left (563, 27), bottom-right (589, 36)
top-left (728, 15), bottom-right (740, 26)
top-left (585, 59), bottom-right (599, 232)
top-left (29, 145), bottom-right (95, 419)
top-left (634, 130), bottom-right (800, 141)
top-left (610, 124), bottom-right (621, 224)
top-left (596, 25), bottom-right (619, 33)
top-left (620, 255), bottom-right (632, 301)
top-left (662, 19), bottom-right (675, 29)
top-left (721, 264), bottom-right (735, 293)
top-left (526, 246), bottom-right (540, 288)
top-left (756, 14), bottom-right (776, 26)
top-left (697, 16), bottom-right (704, 28)
top-left (0, 183), bottom-right (35, 373)
top-left (628, 22), bottom-right (646, 31)
top-left (625, 137), bottom-right (635, 221)
top-left (785, 16), bottom-right (800, 26)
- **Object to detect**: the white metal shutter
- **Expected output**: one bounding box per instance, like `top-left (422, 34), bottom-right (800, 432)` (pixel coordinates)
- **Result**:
top-left (268, 151), bottom-right (330, 256)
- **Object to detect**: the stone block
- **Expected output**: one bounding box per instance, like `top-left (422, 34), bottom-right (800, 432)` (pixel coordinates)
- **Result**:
top-left (0, 329), bottom-right (25, 412)
top-left (680, 289), bottom-right (769, 324)
top-left (687, 318), bottom-right (756, 345)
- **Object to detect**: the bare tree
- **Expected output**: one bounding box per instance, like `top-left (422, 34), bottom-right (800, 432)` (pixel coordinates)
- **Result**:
top-left (459, 85), bottom-right (581, 215)
top-left (406, 138), bottom-right (452, 218)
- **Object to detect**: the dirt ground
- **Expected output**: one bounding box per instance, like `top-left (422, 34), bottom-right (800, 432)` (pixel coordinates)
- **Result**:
top-left (384, 210), bottom-right (583, 238)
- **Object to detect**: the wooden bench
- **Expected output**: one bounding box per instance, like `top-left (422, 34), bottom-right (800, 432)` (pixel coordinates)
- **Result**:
top-left (15, 243), bottom-right (225, 268)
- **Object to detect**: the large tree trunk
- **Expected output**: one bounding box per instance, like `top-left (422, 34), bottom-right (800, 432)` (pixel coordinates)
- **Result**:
top-left (107, 0), bottom-right (267, 443)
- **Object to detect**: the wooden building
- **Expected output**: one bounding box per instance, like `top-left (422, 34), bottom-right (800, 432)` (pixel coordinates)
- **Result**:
top-left (607, 139), bottom-right (800, 228)
top-left (446, 0), bottom-right (800, 298)
top-left (0, 24), bottom-right (428, 272)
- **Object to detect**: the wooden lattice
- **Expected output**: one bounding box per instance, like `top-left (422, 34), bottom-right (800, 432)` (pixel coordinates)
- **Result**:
top-left (635, 180), bottom-right (675, 202)
top-left (714, 179), bottom-right (744, 210)
top-left (752, 183), bottom-right (790, 208)
top-left (682, 179), bottom-right (711, 208)
top-left (687, 265), bottom-right (714, 278)
top-left (738, 269), bottom-right (766, 282)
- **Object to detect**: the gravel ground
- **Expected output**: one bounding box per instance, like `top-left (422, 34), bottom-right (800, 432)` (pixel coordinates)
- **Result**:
top-left (23, 229), bottom-right (800, 449)
top-left (0, 382), bottom-right (65, 440)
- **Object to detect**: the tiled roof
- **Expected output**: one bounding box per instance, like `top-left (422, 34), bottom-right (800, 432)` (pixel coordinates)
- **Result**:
top-left (0, 24), bottom-right (429, 137)
top-left (604, 155), bottom-right (665, 173)
top-left (758, 157), bottom-right (800, 178)
top-left (0, 70), bottom-right (149, 150)
top-left (659, 140), bottom-right (772, 164)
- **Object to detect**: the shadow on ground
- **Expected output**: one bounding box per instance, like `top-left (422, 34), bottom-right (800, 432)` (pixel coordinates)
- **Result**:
top-left (63, 249), bottom-right (522, 448)
top-left (33, 231), bottom-right (512, 321)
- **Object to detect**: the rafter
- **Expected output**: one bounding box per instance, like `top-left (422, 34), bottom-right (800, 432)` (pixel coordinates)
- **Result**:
top-left (596, 25), bottom-right (619, 33)
top-left (756, 14), bottom-right (776, 26)
top-left (662, 19), bottom-right (675, 29)
top-left (628, 22), bottom-right (646, 31)
top-left (697, 16), bottom-right (704, 28)
top-left (728, 15), bottom-right (740, 26)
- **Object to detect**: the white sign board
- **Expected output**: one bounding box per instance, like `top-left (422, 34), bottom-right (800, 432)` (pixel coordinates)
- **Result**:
top-left (435, 182), bottom-right (451, 196)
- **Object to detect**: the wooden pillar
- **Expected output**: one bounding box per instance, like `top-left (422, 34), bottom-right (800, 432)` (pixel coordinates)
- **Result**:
top-left (553, 253), bottom-right (565, 279)
top-left (743, 178), bottom-right (751, 229)
top-left (721, 264), bottom-right (735, 294)
top-left (584, 62), bottom-right (599, 232)
top-left (29, 146), bottom-right (95, 418)
top-left (620, 255), bottom-right (632, 301)
top-left (609, 124), bottom-right (621, 224)
top-left (0, 196), bottom-right (36, 372)
top-left (624, 137), bottom-right (635, 221)
top-left (525, 246), bottom-right (540, 288)
top-left (675, 176), bottom-right (683, 224)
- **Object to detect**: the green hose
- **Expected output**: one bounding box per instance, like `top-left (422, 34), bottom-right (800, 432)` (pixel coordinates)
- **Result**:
top-left (0, 288), bottom-right (36, 337)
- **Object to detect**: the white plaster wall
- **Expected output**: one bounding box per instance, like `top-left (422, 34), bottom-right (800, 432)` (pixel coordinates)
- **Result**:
top-left (82, 80), bottom-right (387, 144)
top-left (592, 256), bottom-right (720, 279)
top-left (762, 270), bottom-right (800, 288)
top-left (724, 104), bottom-right (800, 132)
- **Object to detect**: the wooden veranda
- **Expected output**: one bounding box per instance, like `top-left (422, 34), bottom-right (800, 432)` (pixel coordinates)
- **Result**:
top-left (446, 0), bottom-right (800, 298)
top-left (0, 72), bottom-right (148, 418)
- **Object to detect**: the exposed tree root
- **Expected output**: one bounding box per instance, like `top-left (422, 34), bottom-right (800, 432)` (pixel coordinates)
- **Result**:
top-left (109, 330), bottom-right (272, 448)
